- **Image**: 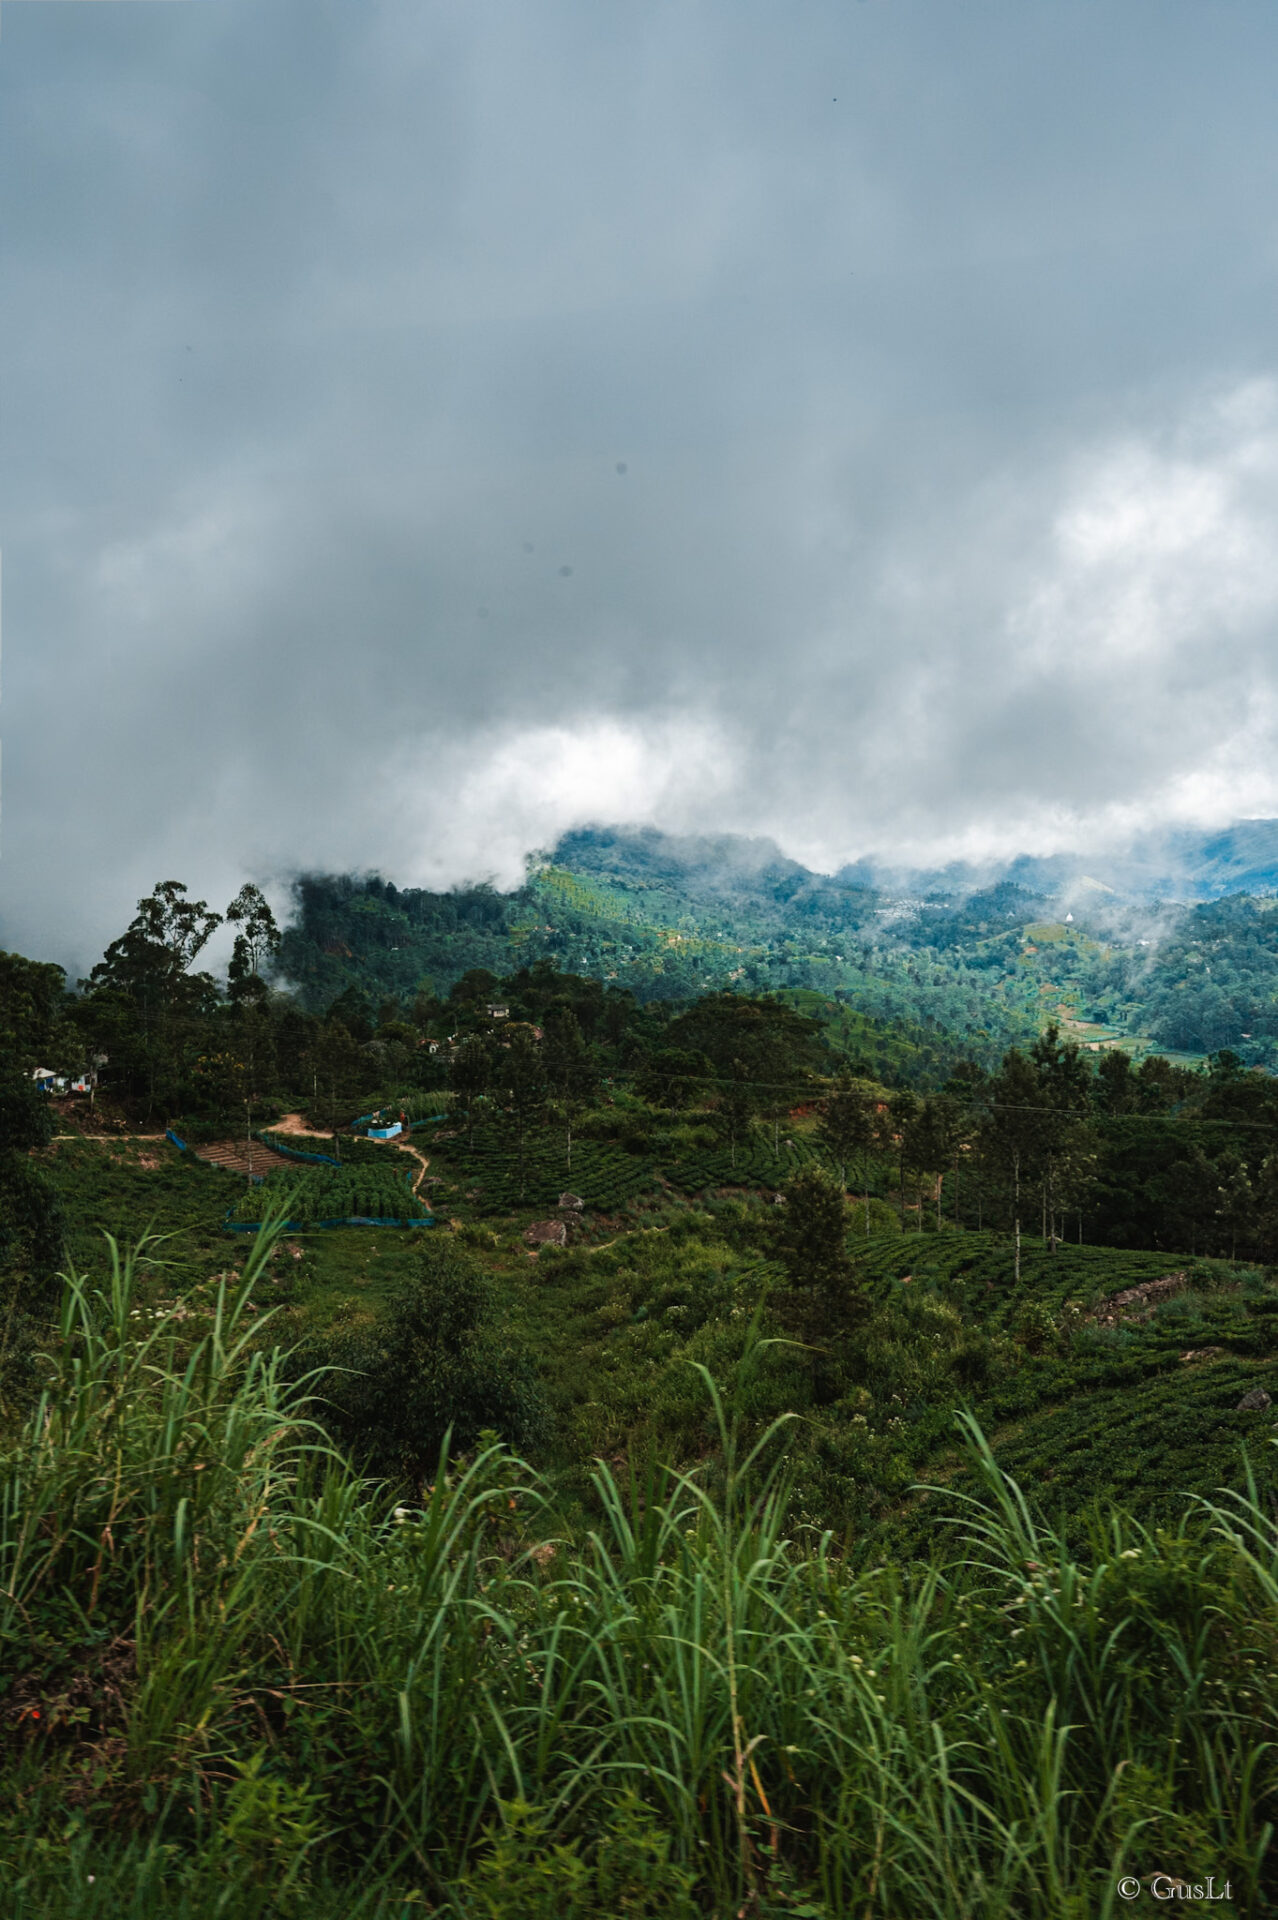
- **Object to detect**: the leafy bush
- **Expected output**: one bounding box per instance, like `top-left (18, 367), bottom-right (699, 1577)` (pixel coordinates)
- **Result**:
top-left (295, 1237), bottom-right (545, 1475)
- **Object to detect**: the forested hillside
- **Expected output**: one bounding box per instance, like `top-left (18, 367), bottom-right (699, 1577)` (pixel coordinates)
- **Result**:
top-left (276, 825), bottom-right (1278, 1072)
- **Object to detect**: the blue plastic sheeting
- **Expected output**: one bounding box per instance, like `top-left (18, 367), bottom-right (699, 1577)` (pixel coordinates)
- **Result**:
top-left (224, 1212), bottom-right (436, 1233)
top-left (368, 1122), bottom-right (403, 1140)
top-left (256, 1133), bottom-right (341, 1167)
top-left (168, 1129), bottom-right (267, 1185)
top-left (352, 1112), bottom-right (448, 1136)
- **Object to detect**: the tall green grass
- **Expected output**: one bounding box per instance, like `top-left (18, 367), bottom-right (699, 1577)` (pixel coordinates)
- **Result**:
top-left (2, 1228), bottom-right (1273, 1917)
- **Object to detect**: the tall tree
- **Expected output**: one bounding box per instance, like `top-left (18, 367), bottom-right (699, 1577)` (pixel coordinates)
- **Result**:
top-left (449, 1034), bottom-right (496, 1145)
top-left (1253, 1152), bottom-right (1278, 1262)
top-left (497, 1027), bottom-right (547, 1201)
top-left (304, 1021), bottom-right (368, 1131)
top-left (979, 1049), bottom-right (1045, 1282)
top-left (716, 1056), bottom-right (756, 1172)
top-left (888, 1090), bottom-right (920, 1224)
top-left (1216, 1159), bottom-right (1255, 1261)
top-left (225, 884), bottom-right (281, 999)
top-left (904, 1095), bottom-right (963, 1233)
top-left (225, 885), bottom-right (282, 1122)
top-left (771, 1165), bottom-right (861, 1399)
top-left (542, 1005), bottom-right (598, 1174)
top-left (818, 1077), bottom-right (879, 1235)
top-left (84, 881), bottom-right (223, 1119)
top-left (1029, 1024), bottom-right (1096, 1251)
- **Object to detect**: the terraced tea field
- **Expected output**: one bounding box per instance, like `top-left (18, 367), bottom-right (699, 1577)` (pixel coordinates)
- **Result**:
top-left (849, 1232), bottom-right (1185, 1325)
top-left (420, 1115), bottom-right (834, 1216)
top-left (422, 1125), bottom-right (657, 1214)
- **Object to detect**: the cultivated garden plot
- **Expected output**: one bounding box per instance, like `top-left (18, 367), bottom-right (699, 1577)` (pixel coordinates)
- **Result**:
top-left (226, 1164), bottom-right (434, 1229)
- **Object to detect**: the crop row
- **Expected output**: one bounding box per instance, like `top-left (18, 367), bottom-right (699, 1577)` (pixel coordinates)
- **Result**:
top-left (987, 1357), bottom-right (1278, 1519)
top-left (434, 1136), bottom-right (658, 1214)
top-left (227, 1166), bottom-right (432, 1227)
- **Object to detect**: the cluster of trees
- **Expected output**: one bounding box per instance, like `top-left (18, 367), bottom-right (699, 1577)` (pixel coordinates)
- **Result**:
top-left (805, 1025), bottom-right (1096, 1269)
top-left (1, 881), bottom-right (287, 1125)
top-left (806, 1025), bottom-right (1278, 1265)
top-left (441, 986), bottom-right (832, 1191)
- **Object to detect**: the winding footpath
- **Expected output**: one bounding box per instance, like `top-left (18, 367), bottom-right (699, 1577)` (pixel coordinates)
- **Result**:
top-left (51, 1113), bottom-right (433, 1202)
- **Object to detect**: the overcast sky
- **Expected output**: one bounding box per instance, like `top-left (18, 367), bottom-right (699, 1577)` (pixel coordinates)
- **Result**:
top-left (6, 0), bottom-right (1278, 970)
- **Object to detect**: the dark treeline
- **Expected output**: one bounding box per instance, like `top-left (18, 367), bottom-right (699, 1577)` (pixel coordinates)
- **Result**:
top-left (921, 1033), bottom-right (1278, 1264)
top-left (6, 879), bottom-right (1278, 1288)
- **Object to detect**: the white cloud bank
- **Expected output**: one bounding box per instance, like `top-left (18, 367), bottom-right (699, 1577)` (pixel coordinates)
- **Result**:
top-left (6, 1), bottom-right (1278, 967)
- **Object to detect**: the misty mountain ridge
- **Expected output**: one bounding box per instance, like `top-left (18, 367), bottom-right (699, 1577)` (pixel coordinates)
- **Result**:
top-left (552, 818), bottom-right (1278, 908)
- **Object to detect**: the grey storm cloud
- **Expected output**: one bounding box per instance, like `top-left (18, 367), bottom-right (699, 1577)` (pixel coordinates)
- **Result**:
top-left (5, 0), bottom-right (1278, 971)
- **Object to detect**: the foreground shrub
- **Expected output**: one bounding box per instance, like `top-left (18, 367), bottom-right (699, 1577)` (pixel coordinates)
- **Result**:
top-left (291, 1235), bottom-right (546, 1478)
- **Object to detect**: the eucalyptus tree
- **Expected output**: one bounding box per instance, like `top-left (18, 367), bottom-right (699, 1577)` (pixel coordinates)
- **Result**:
top-left (448, 1034), bottom-right (496, 1146)
top-left (82, 881), bottom-right (223, 1119)
top-left (887, 1089), bottom-right (920, 1223)
top-left (498, 1025), bottom-right (548, 1201)
top-left (979, 1049), bottom-right (1045, 1282)
top-left (904, 1094), bottom-right (965, 1233)
top-left (542, 1004), bottom-right (598, 1173)
top-left (225, 884), bottom-right (281, 998)
top-left (1029, 1024), bottom-right (1096, 1251)
top-left (817, 1076), bottom-right (879, 1235)
top-left (225, 884), bottom-right (283, 1132)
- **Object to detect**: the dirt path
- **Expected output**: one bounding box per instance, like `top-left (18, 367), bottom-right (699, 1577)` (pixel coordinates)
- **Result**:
top-left (272, 1112), bottom-right (332, 1138)
top-left (398, 1141), bottom-right (431, 1198)
top-left (363, 1130), bottom-right (431, 1198)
